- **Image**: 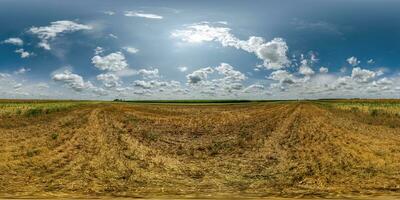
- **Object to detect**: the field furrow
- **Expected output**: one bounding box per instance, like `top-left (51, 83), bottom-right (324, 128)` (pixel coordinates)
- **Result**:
top-left (0, 101), bottom-right (400, 198)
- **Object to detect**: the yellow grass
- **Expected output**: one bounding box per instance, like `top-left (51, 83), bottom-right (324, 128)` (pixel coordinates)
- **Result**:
top-left (0, 100), bottom-right (400, 199)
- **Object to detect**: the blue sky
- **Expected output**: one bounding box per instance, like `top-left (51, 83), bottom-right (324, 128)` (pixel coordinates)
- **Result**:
top-left (0, 0), bottom-right (399, 99)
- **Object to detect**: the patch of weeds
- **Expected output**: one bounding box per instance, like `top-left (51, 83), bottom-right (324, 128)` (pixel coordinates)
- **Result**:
top-left (27, 149), bottom-right (40, 157)
top-left (370, 109), bottom-right (379, 117)
top-left (51, 133), bottom-right (59, 140)
top-left (350, 107), bottom-right (359, 113)
top-left (208, 141), bottom-right (228, 156)
top-left (24, 108), bottom-right (43, 117)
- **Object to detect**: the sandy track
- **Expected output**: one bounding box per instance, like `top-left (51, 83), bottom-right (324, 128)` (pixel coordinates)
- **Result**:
top-left (0, 102), bottom-right (399, 198)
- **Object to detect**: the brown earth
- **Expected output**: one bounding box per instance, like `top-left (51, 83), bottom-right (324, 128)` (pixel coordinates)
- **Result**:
top-left (1, 102), bottom-right (400, 198)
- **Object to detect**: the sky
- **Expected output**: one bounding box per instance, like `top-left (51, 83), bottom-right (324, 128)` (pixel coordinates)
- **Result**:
top-left (1, 0), bottom-right (400, 100)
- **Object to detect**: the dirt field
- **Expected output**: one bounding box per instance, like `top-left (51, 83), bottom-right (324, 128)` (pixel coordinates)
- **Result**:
top-left (1, 100), bottom-right (400, 199)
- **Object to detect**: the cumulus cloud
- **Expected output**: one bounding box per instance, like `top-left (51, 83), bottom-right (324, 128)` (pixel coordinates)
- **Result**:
top-left (185, 63), bottom-right (247, 96)
top-left (347, 56), bottom-right (360, 66)
top-left (215, 63), bottom-right (246, 82)
top-left (2, 37), bottom-right (23, 46)
top-left (133, 80), bottom-right (180, 91)
top-left (298, 59), bottom-right (315, 76)
top-left (251, 37), bottom-right (290, 70)
top-left (123, 46), bottom-right (139, 54)
top-left (137, 68), bottom-right (159, 79)
top-left (124, 11), bottom-right (163, 19)
top-left (133, 80), bottom-right (153, 89)
top-left (15, 49), bottom-right (31, 58)
top-left (172, 22), bottom-right (290, 70)
top-left (375, 77), bottom-right (392, 86)
top-left (92, 51), bottom-right (128, 71)
top-left (269, 70), bottom-right (296, 85)
top-left (186, 67), bottom-right (214, 84)
top-left (351, 67), bottom-right (376, 83)
top-left (52, 70), bottom-right (93, 92)
top-left (319, 67), bottom-right (329, 73)
top-left (97, 73), bottom-right (121, 88)
top-left (29, 20), bottom-right (92, 50)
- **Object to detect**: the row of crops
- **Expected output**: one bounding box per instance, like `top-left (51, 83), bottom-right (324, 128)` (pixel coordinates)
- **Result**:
top-left (0, 101), bottom-right (97, 116)
top-left (327, 101), bottom-right (400, 117)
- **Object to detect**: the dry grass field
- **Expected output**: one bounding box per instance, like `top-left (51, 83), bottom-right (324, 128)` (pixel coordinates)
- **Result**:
top-left (1, 100), bottom-right (400, 199)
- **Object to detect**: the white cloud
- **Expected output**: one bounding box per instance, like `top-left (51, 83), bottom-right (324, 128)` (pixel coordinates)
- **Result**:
top-left (109, 33), bottom-right (118, 39)
top-left (3, 37), bottom-right (23, 46)
top-left (186, 67), bottom-right (214, 84)
top-left (351, 67), bottom-right (376, 83)
top-left (310, 52), bottom-right (318, 63)
top-left (319, 67), bottom-right (329, 73)
top-left (36, 82), bottom-right (49, 89)
top-left (215, 63), bottom-right (246, 82)
top-left (52, 70), bottom-right (93, 92)
top-left (185, 63), bottom-right (247, 96)
top-left (94, 46), bottom-right (104, 55)
top-left (347, 56), bottom-right (360, 66)
top-left (178, 66), bottom-right (188, 72)
top-left (172, 23), bottom-right (290, 70)
top-left (104, 11), bottom-right (115, 15)
top-left (133, 80), bottom-right (153, 89)
top-left (13, 83), bottom-right (23, 90)
top-left (97, 73), bottom-right (121, 88)
top-left (114, 68), bottom-right (137, 77)
top-left (124, 11), bottom-right (163, 19)
top-left (367, 59), bottom-right (375, 65)
top-left (269, 70), bottom-right (296, 85)
top-left (123, 46), bottom-right (139, 54)
top-left (92, 51), bottom-right (128, 71)
top-left (374, 77), bottom-right (393, 86)
top-left (137, 68), bottom-right (159, 79)
top-left (29, 20), bottom-right (92, 50)
top-left (133, 80), bottom-right (180, 90)
top-left (172, 23), bottom-right (232, 43)
top-left (15, 49), bottom-right (31, 58)
top-left (298, 59), bottom-right (315, 76)
top-left (252, 37), bottom-right (290, 70)
top-left (0, 73), bottom-right (10, 79)
top-left (14, 67), bottom-right (31, 75)
top-left (242, 84), bottom-right (264, 93)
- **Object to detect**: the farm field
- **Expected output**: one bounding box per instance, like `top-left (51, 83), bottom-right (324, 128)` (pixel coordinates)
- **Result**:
top-left (1, 99), bottom-right (400, 199)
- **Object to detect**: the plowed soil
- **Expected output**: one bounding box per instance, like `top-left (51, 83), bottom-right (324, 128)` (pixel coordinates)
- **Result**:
top-left (1, 102), bottom-right (400, 198)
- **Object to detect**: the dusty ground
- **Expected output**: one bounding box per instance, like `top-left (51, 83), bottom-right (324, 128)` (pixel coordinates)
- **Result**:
top-left (1, 101), bottom-right (400, 199)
